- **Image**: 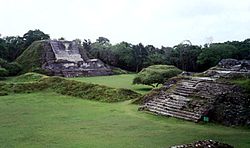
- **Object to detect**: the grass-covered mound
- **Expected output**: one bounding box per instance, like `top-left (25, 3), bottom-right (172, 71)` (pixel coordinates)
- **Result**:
top-left (111, 67), bottom-right (129, 75)
top-left (133, 65), bottom-right (182, 87)
top-left (2, 72), bottom-right (47, 83)
top-left (0, 76), bottom-right (141, 102)
top-left (15, 41), bottom-right (46, 73)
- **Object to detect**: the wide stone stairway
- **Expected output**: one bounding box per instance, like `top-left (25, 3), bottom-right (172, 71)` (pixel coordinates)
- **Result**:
top-left (141, 77), bottom-right (214, 122)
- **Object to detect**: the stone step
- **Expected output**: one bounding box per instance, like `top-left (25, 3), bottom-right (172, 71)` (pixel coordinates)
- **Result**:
top-left (175, 87), bottom-right (196, 92)
top-left (159, 96), bottom-right (168, 100)
top-left (147, 108), bottom-right (194, 121)
top-left (179, 84), bottom-right (197, 88)
top-left (167, 99), bottom-right (187, 106)
top-left (169, 94), bottom-right (191, 102)
top-left (146, 101), bottom-right (200, 118)
top-left (167, 98), bottom-right (187, 104)
top-left (175, 86), bottom-right (195, 91)
top-left (180, 80), bottom-right (197, 84)
top-left (191, 77), bottom-right (215, 81)
top-left (148, 100), bottom-right (184, 110)
top-left (152, 97), bottom-right (188, 105)
top-left (180, 80), bottom-right (200, 85)
top-left (181, 81), bottom-right (197, 85)
top-left (174, 89), bottom-right (193, 95)
top-left (146, 106), bottom-right (200, 122)
top-left (156, 99), bottom-right (186, 106)
top-left (172, 91), bottom-right (190, 97)
top-left (164, 102), bottom-right (184, 109)
top-left (181, 80), bottom-right (199, 83)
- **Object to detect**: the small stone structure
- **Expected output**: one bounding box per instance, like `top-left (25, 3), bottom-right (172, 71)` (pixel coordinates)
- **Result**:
top-left (139, 59), bottom-right (250, 126)
top-left (41, 40), bottom-right (113, 77)
top-left (170, 140), bottom-right (233, 148)
top-left (205, 59), bottom-right (250, 78)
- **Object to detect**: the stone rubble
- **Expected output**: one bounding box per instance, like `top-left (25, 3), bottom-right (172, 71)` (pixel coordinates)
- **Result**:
top-left (205, 58), bottom-right (250, 78)
top-left (170, 140), bottom-right (233, 148)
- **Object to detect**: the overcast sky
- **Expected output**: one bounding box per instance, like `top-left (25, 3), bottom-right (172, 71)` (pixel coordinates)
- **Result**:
top-left (0, 0), bottom-right (250, 47)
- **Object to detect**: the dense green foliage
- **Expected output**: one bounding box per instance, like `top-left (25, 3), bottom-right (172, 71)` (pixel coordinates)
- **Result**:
top-left (86, 40), bottom-right (169, 72)
top-left (0, 76), bottom-right (140, 103)
top-left (0, 29), bottom-right (50, 61)
top-left (0, 58), bottom-right (22, 76)
top-left (197, 44), bottom-right (238, 70)
top-left (169, 44), bottom-right (202, 71)
top-left (133, 65), bottom-right (182, 87)
top-left (0, 92), bottom-right (249, 147)
top-left (85, 37), bottom-right (250, 72)
top-left (1, 30), bottom-right (249, 75)
top-left (0, 67), bottom-right (8, 77)
top-left (69, 74), bottom-right (154, 94)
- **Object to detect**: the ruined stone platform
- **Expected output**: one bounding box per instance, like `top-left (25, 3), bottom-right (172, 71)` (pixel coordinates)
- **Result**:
top-left (41, 40), bottom-right (113, 77)
top-left (139, 59), bottom-right (250, 125)
top-left (205, 58), bottom-right (250, 78)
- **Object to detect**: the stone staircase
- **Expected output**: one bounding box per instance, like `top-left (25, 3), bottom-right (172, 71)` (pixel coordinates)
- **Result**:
top-left (42, 42), bottom-right (56, 64)
top-left (50, 41), bottom-right (62, 54)
top-left (141, 77), bottom-right (215, 122)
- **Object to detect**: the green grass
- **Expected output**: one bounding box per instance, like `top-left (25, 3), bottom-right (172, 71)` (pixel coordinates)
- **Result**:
top-left (69, 74), bottom-right (157, 94)
top-left (2, 72), bottom-right (47, 84)
top-left (0, 76), bottom-right (140, 103)
top-left (231, 78), bottom-right (250, 93)
top-left (0, 92), bottom-right (249, 148)
top-left (2, 73), bottom-right (157, 94)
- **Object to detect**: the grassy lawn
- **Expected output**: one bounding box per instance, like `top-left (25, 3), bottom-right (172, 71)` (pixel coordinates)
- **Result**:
top-left (0, 92), bottom-right (250, 148)
top-left (69, 74), bottom-right (156, 94)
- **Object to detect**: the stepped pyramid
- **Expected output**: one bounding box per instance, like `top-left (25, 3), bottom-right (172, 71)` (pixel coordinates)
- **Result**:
top-left (41, 40), bottom-right (113, 77)
top-left (139, 59), bottom-right (250, 125)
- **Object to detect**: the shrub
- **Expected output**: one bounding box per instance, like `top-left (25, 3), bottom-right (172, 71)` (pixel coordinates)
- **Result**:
top-left (4, 62), bottom-right (22, 76)
top-left (0, 58), bottom-right (22, 76)
top-left (0, 58), bottom-right (8, 67)
top-left (133, 65), bottom-right (182, 87)
top-left (0, 67), bottom-right (8, 77)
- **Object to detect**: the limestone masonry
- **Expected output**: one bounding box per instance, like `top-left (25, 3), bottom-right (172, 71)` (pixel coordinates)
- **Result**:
top-left (41, 40), bottom-right (113, 77)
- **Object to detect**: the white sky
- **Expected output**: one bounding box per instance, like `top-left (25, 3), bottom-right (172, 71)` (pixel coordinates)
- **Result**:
top-left (0, 0), bottom-right (250, 47)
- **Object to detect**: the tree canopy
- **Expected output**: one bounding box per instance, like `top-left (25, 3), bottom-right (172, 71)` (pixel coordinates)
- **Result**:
top-left (0, 29), bottom-right (50, 62)
top-left (0, 31), bottom-right (249, 75)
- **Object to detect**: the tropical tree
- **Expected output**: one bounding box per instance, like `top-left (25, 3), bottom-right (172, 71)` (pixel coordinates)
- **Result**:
top-left (197, 43), bottom-right (237, 69)
top-left (168, 43), bottom-right (202, 71)
top-left (23, 29), bottom-right (50, 49)
top-left (132, 43), bottom-right (148, 72)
